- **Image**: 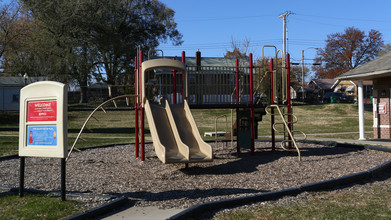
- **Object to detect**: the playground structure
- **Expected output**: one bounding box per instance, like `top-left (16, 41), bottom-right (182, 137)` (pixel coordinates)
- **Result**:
top-left (66, 45), bottom-right (305, 163)
top-left (133, 46), bottom-right (305, 163)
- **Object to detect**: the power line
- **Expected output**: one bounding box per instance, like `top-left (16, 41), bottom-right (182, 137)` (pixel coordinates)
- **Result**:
top-left (297, 13), bottom-right (391, 23)
top-left (176, 14), bottom-right (275, 22)
top-left (158, 38), bottom-right (324, 52)
top-left (294, 17), bottom-right (348, 28)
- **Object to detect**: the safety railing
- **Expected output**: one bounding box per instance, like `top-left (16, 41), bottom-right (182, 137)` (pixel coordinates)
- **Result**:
top-left (150, 65), bottom-right (270, 106)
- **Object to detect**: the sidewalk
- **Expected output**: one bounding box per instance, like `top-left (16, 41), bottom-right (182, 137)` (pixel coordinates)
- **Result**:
top-left (259, 131), bottom-right (391, 149)
top-left (100, 206), bottom-right (184, 220)
top-left (306, 137), bottom-right (391, 148)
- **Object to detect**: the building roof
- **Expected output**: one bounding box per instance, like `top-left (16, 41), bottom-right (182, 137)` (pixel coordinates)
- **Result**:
top-left (297, 82), bottom-right (314, 93)
top-left (337, 52), bottom-right (391, 80)
top-left (89, 82), bottom-right (108, 89)
top-left (154, 56), bottom-right (249, 67)
top-left (0, 77), bottom-right (48, 86)
top-left (331, 79), bottom-right (355, 89)
top-left (310, 79), bottom-right (337, 90)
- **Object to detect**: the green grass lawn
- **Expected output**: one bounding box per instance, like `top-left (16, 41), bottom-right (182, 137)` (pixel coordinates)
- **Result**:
top-left (0, 109), bottom-right (136, 156)
top-left (257, 103), bottom-right (373, 138)
top-left (0, 103), bottom-right (384, 219)
top-left (0, 192), bottom-right (84, 220)
top-left (0, 103), bottom-right (374, 156)
top-left (213, 184), bottom-right (391, 219)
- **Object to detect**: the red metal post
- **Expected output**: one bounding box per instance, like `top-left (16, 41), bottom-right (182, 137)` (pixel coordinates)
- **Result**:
top-left (139, 50), bottom-right (145, 161)
top-left (286, 53), bottom-right (293, 150)
top-left (235, 59), bottom-right (240, 153)
top-left (249, 53), bottom-right (255, 155)
top-left (134, 56), bottom-right (139, 158)
top-left (182, 51), bottom-right (185, 103)
top-left (270, 58), bottom-right (275, 151)
top-left (235, 59), bottom-right (239, 105)
top-left (172, 57), bottom-right (177, 104)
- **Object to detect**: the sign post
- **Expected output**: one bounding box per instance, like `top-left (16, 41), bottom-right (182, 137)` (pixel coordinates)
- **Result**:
top-left (19, 81), bottom-right (68, 201)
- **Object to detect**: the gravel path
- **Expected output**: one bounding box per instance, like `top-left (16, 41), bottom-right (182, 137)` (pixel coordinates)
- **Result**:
top-left (0, 141), bottom-right (390, 210)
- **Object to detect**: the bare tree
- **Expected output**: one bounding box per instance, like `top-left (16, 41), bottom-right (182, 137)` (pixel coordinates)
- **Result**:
top-left (0, 0), bottom-right (23, 59)
top-left (225, 37), bottom-right (254, 60)
top-left (314, 27), bottom-right (383, 79)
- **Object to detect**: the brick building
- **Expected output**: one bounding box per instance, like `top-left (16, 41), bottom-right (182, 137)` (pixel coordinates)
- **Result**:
top-left (337, 52), bottom-right (391, 139)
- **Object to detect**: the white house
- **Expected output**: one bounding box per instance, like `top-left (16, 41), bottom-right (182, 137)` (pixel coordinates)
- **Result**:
top-left (0, 77), bottom-right (48, 111)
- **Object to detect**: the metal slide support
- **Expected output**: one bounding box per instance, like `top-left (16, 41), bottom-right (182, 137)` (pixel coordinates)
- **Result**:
top-left (270, 58), bottom-right (275, 151)
top-left (134, 56), bottom-right (139, 158)
top-left (249, 53), bottom-right (255, 155)
top-left (139, 50), bottom-right (145, 161)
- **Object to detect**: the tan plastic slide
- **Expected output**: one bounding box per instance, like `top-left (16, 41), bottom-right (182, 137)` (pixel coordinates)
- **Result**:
top-left (145, 99), bottom-right (213, 164)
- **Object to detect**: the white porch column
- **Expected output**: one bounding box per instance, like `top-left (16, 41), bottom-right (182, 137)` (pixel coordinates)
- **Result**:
top-left (358, 80), bottom-right (365, 140)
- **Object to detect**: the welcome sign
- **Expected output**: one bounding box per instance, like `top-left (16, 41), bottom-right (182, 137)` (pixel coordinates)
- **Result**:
top-left (19, 81), bottom-right (68, 158)
top-left (28, 101), bottom-right (57, 122)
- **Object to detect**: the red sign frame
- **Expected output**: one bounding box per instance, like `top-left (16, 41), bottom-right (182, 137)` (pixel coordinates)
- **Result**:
top-left (28, 100), bottom-right (57, 122)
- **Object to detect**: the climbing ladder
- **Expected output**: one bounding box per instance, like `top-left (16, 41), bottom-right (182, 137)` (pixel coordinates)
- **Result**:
top-left (266, 105), bottom-right (306, 161)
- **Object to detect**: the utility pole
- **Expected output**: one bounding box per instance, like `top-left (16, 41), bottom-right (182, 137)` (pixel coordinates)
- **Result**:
top-left (301, 50), bottom-right (305, 102)
top-left (279, 11), bottom-right (294, 105)
top-left (279, 11), bottom-right (294, 62)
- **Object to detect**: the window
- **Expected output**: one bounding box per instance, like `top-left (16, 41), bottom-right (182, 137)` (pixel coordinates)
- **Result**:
top-left (12, 94), bottom-right (19, 103)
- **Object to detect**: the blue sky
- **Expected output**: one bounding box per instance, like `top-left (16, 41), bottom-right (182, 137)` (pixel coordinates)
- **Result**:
top-left (158, 0), bottom-right (391, 64)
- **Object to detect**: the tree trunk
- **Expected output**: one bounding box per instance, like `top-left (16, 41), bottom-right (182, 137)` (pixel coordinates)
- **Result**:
top-left (79, 86), bottom-right (88, 103)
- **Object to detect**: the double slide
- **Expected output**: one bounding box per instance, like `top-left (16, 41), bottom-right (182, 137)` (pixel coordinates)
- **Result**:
top-left (145, 99), bottom-right (213, 164)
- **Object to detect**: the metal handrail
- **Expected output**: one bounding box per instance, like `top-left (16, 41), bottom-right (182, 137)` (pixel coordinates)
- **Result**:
top-left (266, 104), bottom-right (303, 161)
top-left (266, 105), bottom-right (306, 141)
top-left (148, 49), bottom-right (164, 60)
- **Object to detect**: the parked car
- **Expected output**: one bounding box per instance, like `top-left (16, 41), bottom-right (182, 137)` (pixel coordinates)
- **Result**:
top-left (323, 92), bottom-right (353, 103)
